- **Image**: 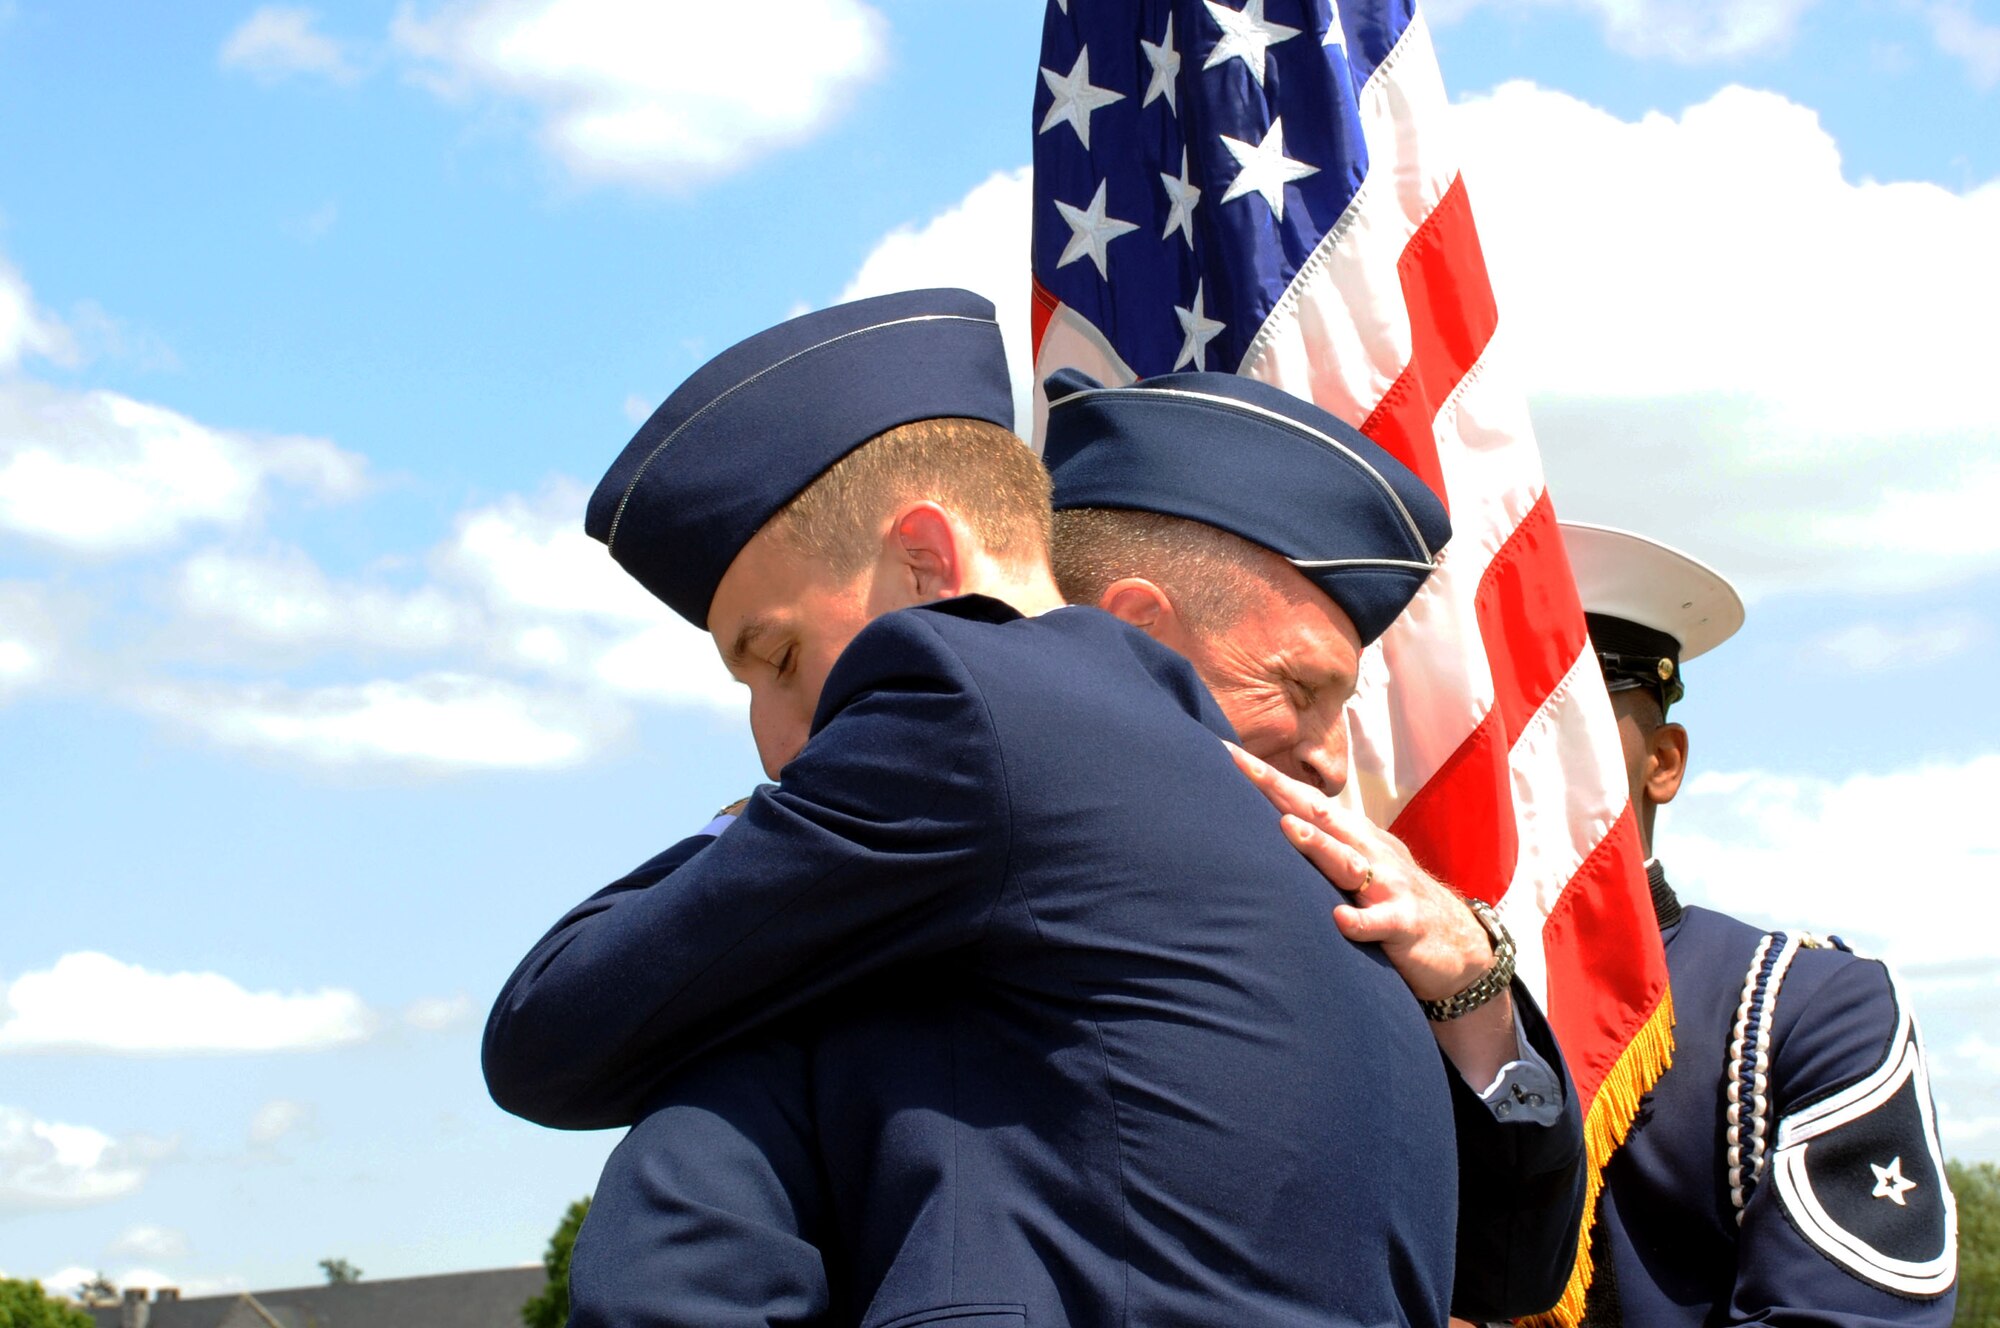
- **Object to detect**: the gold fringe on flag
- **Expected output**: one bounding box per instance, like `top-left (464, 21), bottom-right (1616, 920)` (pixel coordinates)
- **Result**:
top-left (1521, 983), bottom-right (1677, 1328)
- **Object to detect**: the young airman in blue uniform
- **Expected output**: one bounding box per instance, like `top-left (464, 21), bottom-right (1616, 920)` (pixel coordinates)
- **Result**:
top-left (486, 289), bottom-right (1464, 1327)
top-left (1561, 522), bottom-right (1958, 1326)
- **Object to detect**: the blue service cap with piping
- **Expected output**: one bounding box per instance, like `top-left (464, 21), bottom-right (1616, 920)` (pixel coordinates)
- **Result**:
top-left (586, 288), bottom-right (1014, 628)
top-left (1042, 368), bottom-right (1450, 645)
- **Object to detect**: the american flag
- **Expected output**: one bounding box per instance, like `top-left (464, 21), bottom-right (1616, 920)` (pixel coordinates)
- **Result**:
top-left (1029, 2), bottom-right (1671, 1319)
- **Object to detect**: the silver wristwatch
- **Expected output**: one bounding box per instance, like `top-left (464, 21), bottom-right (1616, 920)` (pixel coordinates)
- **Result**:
top-left (1418, 897), bottom-right (1516, 1022)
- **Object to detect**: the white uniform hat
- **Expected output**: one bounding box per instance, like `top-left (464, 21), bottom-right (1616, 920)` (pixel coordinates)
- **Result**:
top-left (1560, 521), bottom-right (1744, 707)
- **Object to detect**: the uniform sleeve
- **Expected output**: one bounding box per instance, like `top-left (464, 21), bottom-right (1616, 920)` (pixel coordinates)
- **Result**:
top-left (1447, 983), bottom-right (1588, 1321)
top-left (1725, 958), bottom-right (1958, 1326)
top-left (483, 611), bottom-right (1011, 1129)
top-left (568, 1033), bottom-right (833, 1328)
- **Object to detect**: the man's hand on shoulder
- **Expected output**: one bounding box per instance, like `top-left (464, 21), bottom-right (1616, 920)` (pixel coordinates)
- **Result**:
top-left (1224, 743), bottom-right (1494, 997)
top-left (1225, 742), bottom-right (1519, 1088)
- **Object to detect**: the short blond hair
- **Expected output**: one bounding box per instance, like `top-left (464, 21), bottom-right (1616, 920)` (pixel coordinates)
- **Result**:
top-left (1051, 507), bottom-right (1282, 631)
top-left (769, 416), bottom-right (1053, 577)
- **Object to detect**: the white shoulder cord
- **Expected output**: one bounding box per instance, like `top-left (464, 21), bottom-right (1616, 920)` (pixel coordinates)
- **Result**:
top-left (1727, 932), bottom-right (1803, 1222)
top-left (1726, 930), bottom-right (1847, 1222)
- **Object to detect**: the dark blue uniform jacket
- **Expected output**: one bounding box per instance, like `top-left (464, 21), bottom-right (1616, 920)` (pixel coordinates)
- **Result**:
top-left (1592, 873), bottom-right (1957, 1327)
top-left (487, 598), bottom-right (1572, 1326)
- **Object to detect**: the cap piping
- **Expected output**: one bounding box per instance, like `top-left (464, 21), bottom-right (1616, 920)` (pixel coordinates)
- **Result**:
top-left (1289, 556), bottom-right (1436, 573)
top-left (604, 313), bottom-right (1000, 553)
top-left (1048, 384), bottom-right (1435, 563)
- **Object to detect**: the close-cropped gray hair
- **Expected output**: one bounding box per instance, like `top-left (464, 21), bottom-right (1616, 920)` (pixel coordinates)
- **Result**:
top-left (1051, 508), bottom-right (1288, 632)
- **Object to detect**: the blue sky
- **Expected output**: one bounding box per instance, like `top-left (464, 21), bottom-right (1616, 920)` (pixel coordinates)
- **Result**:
top-left (1, 0), bottom-right (1996, 1300)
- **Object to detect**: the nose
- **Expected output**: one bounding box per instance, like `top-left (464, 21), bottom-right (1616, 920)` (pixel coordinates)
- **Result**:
top-left (1293, 709), bottom-right (1349, 797)
top-left (749, 695), bottom-right (809, 780)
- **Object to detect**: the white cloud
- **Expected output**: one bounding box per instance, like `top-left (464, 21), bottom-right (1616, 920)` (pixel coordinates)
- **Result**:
top-left (1457, 82), bottom-right (2000, 597)
top-left (247, 1098), bottom-right (314, 1145)
top-left (1952, 1033), bottom-right (2000, 1076)
top-left (150, 484), bottom-right (735, 770)
top-left (1668, 776), bottom-right (2000, 1161)
top-left (138, 672), bottom-right (621, 771)
top-left (0, 382), bottom-right (368, 555)
top-left (1923, 0), bottom-right (2000, 89)
top-left (434, 487), bottom-right (735, 704)
top-left (390, 0), bottom-right (888, 189)
top-left (220, 6), bottom-right (361, 85)
top-left (286, 200), bottom-right (341, 243)
top-left (0, 952), bottom-right (374, 1054)
top-left (1430, 0), bottom-right (1817, 60)
top-left (1665, 751), bottom-right (2000, 967)
top-left (840, 166), bottom-right (1036, 434)
top-left (0, 258), bottom-right (73, 370)
top-left (108, 1226), bottom-right (190, 1262)
top-left (439, 484), bottom-right (659, 625)
top-left (403, 993), bottom-right (475, 1030)
top-left (42, 1265), bottom-right (246, 1301)
top-left (173, 545), bottom-right (468, 657)
top-left (1804, 614), bottom-right (1986, 673)
top-left (0, 583), bottom-right (61, 702)
top-left (0, 1106), bottom-right (165, 1209)
top-left (64, 300), bottom-right (179, 372)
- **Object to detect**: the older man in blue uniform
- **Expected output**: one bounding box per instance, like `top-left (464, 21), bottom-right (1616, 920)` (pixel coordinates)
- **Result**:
top-left (1039, 368), bottom-right (1587, 1320)
top-left (486, 289), bottom-right (1464, 1327)
top-left (1560, 522), bottom-right (1957, 1326)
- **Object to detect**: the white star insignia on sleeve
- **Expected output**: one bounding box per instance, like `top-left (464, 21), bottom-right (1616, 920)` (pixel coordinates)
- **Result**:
top-left (1869, 1156), bottom-right (1917, 1206)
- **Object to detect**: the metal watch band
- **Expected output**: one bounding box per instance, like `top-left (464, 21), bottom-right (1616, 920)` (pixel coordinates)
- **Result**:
top-left (1419, 897), bottom-right (1516, 1022)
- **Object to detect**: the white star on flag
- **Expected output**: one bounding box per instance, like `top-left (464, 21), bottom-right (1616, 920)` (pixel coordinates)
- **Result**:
top-left (1218, 117), bottom-right (1318, 220)
top-left (1040, 46), bottom-right (1125, 151)
top-left (1173, 280), bottom-right (1226, 370)
top-left (1323, 5), bottom-right (1347, 53)
top-left (1054, 179), bottom-right (1140, 281)
top-left (1141, 13), bottom-right (1181, 112)
top-left (1160, 148), bottom-right (1200, 247)
top-left (1870, 1157), bottom-right (1918, 1207)
top-left (1202, 0), bottom-right (1301, 86)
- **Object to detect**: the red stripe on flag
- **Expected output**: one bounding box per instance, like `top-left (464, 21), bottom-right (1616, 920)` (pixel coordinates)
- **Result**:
top-left (1030, 277), bottom-right (1060, 359)
top-left (1386, 491), bottom-right (1581, 905)
top-left (1388, 707), bottom-right (1516, 906)
top-left (1476, 494), bottom-right (1589, 747)
top-left (1540, 810), bottom-right (1664, 1105)
top-left (1360, 174), bottom-right (1498, 506)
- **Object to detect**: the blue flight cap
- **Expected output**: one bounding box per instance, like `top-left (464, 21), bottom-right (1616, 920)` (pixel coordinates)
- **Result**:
top-left (587, 288), bottom-right (1014, 628)
top-left (1042, 369), bottom-right (1451, 645)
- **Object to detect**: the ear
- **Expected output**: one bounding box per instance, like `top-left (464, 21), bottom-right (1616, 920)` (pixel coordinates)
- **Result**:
top-left (1098, 578), bottom-right (1189, 649)
top-left (885, 501), bottom-right (965, 601)
top-left (1646, 720), bottom-right (1689, 807)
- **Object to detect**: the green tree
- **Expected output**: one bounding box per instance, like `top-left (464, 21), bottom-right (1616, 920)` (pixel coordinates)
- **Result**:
top-left (1955, 1160), bottom-right (2000, 1327)
top-left (521, 1195), bottom-right (592, 1328)
top-left (71, 1275), bottom-right (114, 1308)
top-left (318, 1258), bottom-right (362, 1285)
top-left (0, 1278), bottom-right (92, 1328)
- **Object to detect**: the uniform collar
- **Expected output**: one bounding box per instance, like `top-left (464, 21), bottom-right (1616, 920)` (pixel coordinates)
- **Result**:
top-left (1646, 857), bottom-right (1683, 933)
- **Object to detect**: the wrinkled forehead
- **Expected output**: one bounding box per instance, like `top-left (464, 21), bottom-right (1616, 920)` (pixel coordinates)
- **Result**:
top-left (1210, 561), bottom-right (1364, 677)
